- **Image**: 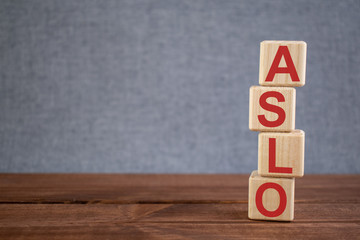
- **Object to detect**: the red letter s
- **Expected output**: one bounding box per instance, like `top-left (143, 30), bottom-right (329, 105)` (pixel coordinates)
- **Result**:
top-left (258, 91), bottom-right (285, 127)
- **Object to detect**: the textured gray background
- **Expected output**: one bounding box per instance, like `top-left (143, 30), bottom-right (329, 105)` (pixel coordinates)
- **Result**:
top-left (0, 0), bottom-right (359, 173)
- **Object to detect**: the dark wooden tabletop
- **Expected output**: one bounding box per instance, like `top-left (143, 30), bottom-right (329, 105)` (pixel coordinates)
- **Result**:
top-left (0, 174), bottom-right (359, 239)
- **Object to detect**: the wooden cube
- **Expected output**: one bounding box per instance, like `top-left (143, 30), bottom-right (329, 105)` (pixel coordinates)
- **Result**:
top-left (258, 130), bottom-right (305, 178)
top-left (249, 86), bottom-right (296, 132)
top-left (259, 41), bottom-right (306, 87)
top-left (248, 170), bottom-right (295, 221)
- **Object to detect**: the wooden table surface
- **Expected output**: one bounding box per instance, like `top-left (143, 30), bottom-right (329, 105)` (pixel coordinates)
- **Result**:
top-left (0, 174), bottom-right (359, 239)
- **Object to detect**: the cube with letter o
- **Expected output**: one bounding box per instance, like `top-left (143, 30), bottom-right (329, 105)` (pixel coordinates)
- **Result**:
top-left (248, 170), bottom-right (294, 221)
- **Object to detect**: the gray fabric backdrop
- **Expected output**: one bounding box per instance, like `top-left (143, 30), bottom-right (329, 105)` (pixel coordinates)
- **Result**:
top-left (0, 0), bottom-right (359, 173)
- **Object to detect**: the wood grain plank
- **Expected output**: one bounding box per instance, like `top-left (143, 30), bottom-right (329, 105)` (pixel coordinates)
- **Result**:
top-left (0, 174), bottom-right (359, 204)
top-left (0, 174), bottom-right (359, 239)
top-left (0, 203), bottom-right (359, 227)
top-left (1, 223), bottom-right (359, 240)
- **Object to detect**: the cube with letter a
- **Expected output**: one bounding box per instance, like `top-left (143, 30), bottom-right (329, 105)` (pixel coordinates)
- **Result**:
top-left (259, 41), bottom-right (306, 87)
top-left (258, 130), bottom-right (305, 178)
top-left (249, 86), bottom-right (296, 132)
top-left (248, 171), bottom-right (294, 221)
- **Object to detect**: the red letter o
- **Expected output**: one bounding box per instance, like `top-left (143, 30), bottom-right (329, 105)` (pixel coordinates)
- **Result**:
top-left (255, 182), bottom-right (287, 217)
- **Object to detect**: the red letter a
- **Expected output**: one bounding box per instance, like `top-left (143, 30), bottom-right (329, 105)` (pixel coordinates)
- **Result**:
top-left (265, 46), bottom-right (300, 82)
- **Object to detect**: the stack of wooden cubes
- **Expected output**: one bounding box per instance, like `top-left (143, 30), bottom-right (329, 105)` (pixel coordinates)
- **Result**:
top-left (248, 41), bottom-right (307, 221)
